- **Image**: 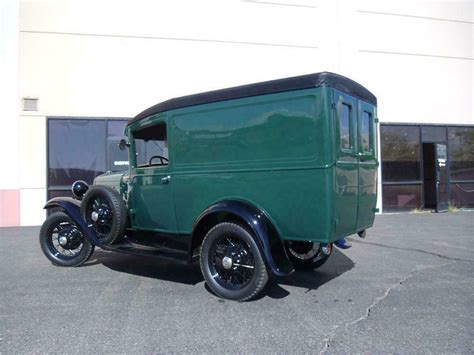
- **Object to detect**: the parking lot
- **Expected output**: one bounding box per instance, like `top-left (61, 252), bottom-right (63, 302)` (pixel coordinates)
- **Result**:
top-left (1, 212), bottom-right (473, 353)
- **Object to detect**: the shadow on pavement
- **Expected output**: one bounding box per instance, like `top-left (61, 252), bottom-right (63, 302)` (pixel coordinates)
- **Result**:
top-left (84, 247), bottom-right (354, 300)
top-left (268, 248), bottom-right (355, 298)
top-left (84, 250), bottom-right (204, 285)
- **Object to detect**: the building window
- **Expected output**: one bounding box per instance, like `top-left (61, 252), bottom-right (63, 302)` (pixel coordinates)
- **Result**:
top-left (381, 125), bottom-right (421, 212)
top-left (448, 126), bottom-right (474, 208)
top-left (47, 118), bottom-right (129, 201)
top-left (339, 103), bottom-right (352, 150)
top-left (382, 184), bottom-right (423, 211)
top-left (381, 125), bottom-right (421, 182)
top-left (448, 127), bottom-right (474, 181)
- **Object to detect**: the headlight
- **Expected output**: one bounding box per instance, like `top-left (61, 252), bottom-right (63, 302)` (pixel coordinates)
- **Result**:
top-left (71, 180), bottom-right (89, 199)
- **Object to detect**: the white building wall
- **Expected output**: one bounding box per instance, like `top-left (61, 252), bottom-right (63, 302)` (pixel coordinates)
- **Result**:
top-left (0, 0), bottom-right (20, 227)
top-left (13, 0), bottom-right (474, 225)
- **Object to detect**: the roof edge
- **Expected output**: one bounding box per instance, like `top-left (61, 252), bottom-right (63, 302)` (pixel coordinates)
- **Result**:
top-left (129, 72), bottom-right (377, 126)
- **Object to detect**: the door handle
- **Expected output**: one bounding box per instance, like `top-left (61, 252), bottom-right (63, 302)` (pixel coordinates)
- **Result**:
top-left (161, 176), bottom-right (171, 184)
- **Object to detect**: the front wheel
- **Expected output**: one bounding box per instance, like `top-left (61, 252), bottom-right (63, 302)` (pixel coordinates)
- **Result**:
top-left (286, 241), bottom-right (332, 270)
top-left (199, 222), bottom-right (268, 301)
top-left (39, 212), bottom-right (94, 267)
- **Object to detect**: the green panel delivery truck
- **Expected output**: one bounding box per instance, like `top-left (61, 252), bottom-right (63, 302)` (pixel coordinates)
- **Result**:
top-left (39, 72), bottom-right (378, 301)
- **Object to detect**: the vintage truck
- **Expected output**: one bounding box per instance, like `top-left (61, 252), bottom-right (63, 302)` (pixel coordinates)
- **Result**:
top-left (39, 72), bottom-right (378, 301)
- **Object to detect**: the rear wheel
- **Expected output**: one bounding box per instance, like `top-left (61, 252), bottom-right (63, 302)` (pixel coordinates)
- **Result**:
top-left (286, 241), bottom-right (332, 270)
top-left (39, 212), bottom-right (94, 267)
top-left (200, 222), bottom-right (268, 301)
top-left (80, 185), bottom-right (127, 245)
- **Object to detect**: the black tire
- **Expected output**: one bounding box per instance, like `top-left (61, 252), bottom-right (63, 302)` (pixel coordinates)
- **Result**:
top-left (286, 241), bottom-right (332, 270)
top-left (200, 222), bottom-right (268, 301)
top-left (39, 212), bottom-right (94, 267)
top-left (80, 185), bottom-right (127, 245)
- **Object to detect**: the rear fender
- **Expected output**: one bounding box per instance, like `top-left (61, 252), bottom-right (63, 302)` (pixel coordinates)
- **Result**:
top-left (191, 200), bottom-right (294, 277)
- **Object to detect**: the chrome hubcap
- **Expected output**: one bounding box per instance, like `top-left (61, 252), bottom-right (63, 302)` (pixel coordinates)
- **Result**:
top-left (91, 211), bottom-right (99, 222)
top-left (58, 236), bottom-right (68, 246)
top-left (222, 256), bottom-right (233, 270)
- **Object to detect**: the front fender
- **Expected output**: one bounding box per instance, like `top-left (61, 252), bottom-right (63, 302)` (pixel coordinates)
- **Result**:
top-left (192, 200), bottom-right (294, 277)
top-left (44, 197), bottom-right (103, 247)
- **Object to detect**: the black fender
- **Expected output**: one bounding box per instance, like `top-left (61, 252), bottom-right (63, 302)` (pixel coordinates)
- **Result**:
top-left (44, 197), bottom-right (105, 247)
top-left (191, 200), bottom-right (294, 277)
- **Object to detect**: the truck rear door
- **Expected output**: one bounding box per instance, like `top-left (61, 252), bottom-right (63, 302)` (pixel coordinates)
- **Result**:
top-left (356, 101), bottom-right (377, 230)
top-left (333, 91), bottom-right (358, 238)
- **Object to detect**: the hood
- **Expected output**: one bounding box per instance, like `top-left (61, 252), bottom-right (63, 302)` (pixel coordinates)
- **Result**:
top-left (93, 171), bottom-right (127, 191)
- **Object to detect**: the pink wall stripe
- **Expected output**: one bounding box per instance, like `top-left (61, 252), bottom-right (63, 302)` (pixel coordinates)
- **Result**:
top-left (0, 189), bottom-right (20, 227)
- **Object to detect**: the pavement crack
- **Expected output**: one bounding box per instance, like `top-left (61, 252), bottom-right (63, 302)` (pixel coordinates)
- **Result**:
top-left (318, 260), bottom-right (456, 354)
top-left (348, 238), bottom-right (473, 263)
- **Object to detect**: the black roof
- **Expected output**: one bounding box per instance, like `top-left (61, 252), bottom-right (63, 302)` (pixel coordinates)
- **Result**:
top-left (129, 72), bottom-right (377, 126)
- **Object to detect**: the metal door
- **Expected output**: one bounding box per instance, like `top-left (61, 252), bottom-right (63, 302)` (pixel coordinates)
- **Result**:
top-left (435, 143), bottom-right (448, 212)
top-left (356, 101), bottom-right (377, 230)
top-left (333, 90), bottom-right (358, 237)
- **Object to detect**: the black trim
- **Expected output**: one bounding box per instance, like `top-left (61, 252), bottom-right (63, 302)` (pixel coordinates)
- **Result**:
top-left (130, 72), bottom-right (377, 125)
top-left (44, 198), bottom-right (189, 263)
top-left (190, 200), bottom-right (294, 277)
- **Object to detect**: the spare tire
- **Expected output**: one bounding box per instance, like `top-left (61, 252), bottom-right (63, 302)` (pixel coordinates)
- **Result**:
top-left (80, 185), bottom-right (127, 245)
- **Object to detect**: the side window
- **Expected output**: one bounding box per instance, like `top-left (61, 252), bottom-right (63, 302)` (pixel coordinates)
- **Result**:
top-left (339, 103), bottom-right (352, 150)
top-left (132, 122), bottom-right (169, 168)
top-left (361, 111), bottom-right (372, 152)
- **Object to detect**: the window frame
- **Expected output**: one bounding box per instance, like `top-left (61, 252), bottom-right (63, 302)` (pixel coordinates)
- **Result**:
top-left (338, 102), bottom-right (354, 153)
top-left (130, 119), bottom-right (170, 170)
top-left (360, 110), bottom-right (373, 153)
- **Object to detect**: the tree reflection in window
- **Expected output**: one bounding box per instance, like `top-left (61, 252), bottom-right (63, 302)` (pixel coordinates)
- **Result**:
top-left (381, 125), bottom-right (420, 182)
top-left (448, 127), bottom-right (474, 181)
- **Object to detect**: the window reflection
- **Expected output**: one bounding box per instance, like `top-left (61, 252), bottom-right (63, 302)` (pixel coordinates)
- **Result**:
top-left (339, 104), bottom-right (351, 150)
top-left (448, 127), bottom-right (474, 181)
top-left (382, 184), bottom-right (422, 212)
top-left (450, 183), bottom-right (474, 208)
top-left (48, 119), bottom-right (128, 187)
top-left (361, 111), bottom-right (371, 152)
top-left (381, 125), bottom-right (420, 182)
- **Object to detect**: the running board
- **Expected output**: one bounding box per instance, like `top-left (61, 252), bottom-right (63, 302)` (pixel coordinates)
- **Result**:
top-left (100, 238), bottom-right (189, 264)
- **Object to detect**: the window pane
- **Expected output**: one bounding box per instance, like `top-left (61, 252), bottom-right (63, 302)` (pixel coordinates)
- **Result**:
top-left (450, 183), bottom-right (474, 208)
top-left (133, 123), bottom-right (168, 167)
top-left (108, 120), bottom-right (128, 138)
top-left (107, 120), bottom-right (129, 172)
top-left (361, 111), bottom-right (371, 151)
top-left (448, 127), bottom-right (474, 181)
top-left (421, 126), bottom-right (446, 142)
top-left (382, 184), bottom-right (422, 212)
top-left (48, 119), bottom-right (106, 186)
top-left (339, 104), bottom-right (351, 150)
top-left (381, 125), bottom-right (420, 182)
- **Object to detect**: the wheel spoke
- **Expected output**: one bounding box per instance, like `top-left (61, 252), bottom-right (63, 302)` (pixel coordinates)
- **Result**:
top-left (233, 263), bottom-right (255, 269)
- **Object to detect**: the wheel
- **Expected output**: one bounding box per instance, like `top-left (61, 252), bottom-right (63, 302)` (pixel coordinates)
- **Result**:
top-left (39, 212), bottom-right (94, 267)
top-left (286, 241), bottom-right (332, 270)
top-left (80, 185), bottom-right (127, 245)
top-left (199, 222), bottom-right (269, 301)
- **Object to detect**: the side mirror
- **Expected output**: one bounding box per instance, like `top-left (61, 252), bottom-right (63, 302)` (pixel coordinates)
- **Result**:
top-left (118, 139), bottom-right (130, 151)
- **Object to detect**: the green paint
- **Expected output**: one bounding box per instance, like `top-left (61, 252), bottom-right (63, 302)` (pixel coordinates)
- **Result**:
top-left (95, 86), bottom-right (378, 243)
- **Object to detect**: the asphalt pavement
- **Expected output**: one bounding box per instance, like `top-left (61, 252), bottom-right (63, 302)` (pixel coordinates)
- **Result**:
top-left (1, 212), bottom-right (473, 353)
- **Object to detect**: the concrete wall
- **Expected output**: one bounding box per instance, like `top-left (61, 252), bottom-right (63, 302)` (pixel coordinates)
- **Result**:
top-left (6, 0), bottom-right (474, 225)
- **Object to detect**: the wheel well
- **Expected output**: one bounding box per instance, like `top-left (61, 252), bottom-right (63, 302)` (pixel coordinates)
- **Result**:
top-left (191, 211), bottom-right (250, 255)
